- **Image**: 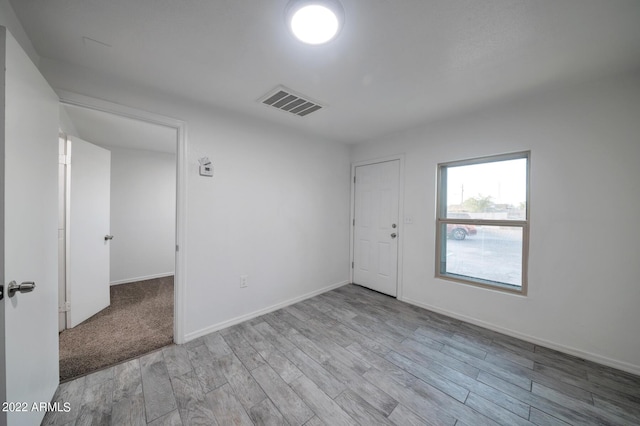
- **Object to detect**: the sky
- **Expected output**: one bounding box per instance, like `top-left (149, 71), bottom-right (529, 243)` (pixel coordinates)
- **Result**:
top-left (446, 157), bottom-right (527, 207)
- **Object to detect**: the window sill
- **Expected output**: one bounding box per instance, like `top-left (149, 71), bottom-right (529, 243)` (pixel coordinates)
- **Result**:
top-left (436, 273), bottom-right (527, 296)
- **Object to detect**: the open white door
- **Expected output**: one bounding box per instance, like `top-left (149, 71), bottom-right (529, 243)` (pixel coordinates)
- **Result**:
top-left (66, 136), bottom-right (111, 328)
top-left (353, 160), bottom-right (400, 296)
top-left (0, 27), bottom-right (60, 425)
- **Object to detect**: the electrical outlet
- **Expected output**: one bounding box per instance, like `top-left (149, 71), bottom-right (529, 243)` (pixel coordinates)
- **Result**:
top-left (240, 275), bottom-right (248, 288)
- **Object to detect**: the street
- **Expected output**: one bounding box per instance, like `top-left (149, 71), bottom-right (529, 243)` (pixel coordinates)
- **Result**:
top-left (444, 226), bottom-right (522, 288)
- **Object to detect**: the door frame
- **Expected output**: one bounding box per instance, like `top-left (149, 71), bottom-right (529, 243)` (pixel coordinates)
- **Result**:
top-left (350, 154), bottom-right (405, 299)
top-left (57, 90), bottom-right (188, 344)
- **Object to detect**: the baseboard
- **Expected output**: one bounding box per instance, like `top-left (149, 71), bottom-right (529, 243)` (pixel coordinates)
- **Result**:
top-left (400, 296), bottom-right (640, 377)
top-left (185, 280), bottom-right (350, 342)
top-left (110, 272), bottom-right (175, 286)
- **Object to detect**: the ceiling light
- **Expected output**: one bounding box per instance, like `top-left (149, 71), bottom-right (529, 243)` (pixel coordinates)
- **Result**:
top-left (286, 0), bottom-right (344, 45)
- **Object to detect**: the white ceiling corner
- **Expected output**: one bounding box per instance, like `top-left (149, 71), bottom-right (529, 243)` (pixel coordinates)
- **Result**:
top-left (62, 104), bottom-right (177, 154)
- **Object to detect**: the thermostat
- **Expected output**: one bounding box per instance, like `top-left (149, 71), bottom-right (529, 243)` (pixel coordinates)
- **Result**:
top-left (199, 157), bottom-right (213, 177)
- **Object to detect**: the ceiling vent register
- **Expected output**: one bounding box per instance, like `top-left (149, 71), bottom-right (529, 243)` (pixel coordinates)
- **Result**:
top-left (259, 86), bottom-right (324, 117)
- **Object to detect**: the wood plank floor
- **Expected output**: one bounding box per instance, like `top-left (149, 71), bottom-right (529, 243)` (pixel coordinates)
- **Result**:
top-left (43, 284), bottom-right (640, 425)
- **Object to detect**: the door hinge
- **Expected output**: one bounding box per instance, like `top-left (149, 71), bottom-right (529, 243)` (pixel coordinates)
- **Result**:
top-left (59, 154), bottom-right (69, 165)
top-left (353, 176), bottom-right (356, 184)
top-left (59, 301), bottom-right (71, 313)
top-left (351, 261), bottom-right (354, 269)
top-left (176, 245), bottom-right (179, 252)
top-left (353, 219), bottom-right (355, 226)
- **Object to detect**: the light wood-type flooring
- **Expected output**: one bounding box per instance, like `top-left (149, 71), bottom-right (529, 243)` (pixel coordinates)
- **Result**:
top-left (43, 284), bottom-right (640, 425)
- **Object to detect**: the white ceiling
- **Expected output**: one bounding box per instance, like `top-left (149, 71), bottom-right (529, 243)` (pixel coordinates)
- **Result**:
top-left (63, 104), bottom-right (177, 154)
top-left (10, 0), bottom-right (640, 144)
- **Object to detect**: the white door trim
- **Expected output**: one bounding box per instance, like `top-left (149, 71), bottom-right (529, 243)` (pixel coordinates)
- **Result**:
top-left (350, 154), bottom-right (405, 299)
top-left (57, 90), bottom-right (188, 344)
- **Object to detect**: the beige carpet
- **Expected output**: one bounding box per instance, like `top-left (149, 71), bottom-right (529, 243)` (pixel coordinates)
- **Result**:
top-left (59, 276), bottom-right (174, 382)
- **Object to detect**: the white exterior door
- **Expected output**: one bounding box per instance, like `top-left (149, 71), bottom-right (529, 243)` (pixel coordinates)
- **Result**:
top-left (353, 160), bottom-right (400, 296)
top-left (1, 27), bottom-right (60, 426)
top-left (66, 136), bottom-right (111, 328)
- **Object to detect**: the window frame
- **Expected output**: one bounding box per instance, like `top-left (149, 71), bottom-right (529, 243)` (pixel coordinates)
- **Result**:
top-left (435, 151), bottom-right (530, 295)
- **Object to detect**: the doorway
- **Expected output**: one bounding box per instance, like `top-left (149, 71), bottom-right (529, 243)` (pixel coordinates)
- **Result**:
top-left (57, 97), bottom-right (185, 380)
top-left (351, 158), bottom-right (403, 297)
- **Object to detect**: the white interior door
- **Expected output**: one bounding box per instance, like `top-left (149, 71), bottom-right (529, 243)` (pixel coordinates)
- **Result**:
top-left (1, 27), bottom-right (60, 426)
top-left (353, 160), bottom-right (400, 296)
top-left (66, 136), bottom-right (111, 328)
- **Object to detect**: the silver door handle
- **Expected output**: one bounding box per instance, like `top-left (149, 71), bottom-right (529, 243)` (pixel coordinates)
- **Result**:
top-left (7, 281), bottom-right (36, 298)
top-left (104, 235), bottom-right (114, 241)
top-left (391, 233), bottom-right (397, 238)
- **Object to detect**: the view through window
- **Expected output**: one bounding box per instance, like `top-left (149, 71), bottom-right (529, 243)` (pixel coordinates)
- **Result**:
top-left (436, 152), bottom-right (529, 293)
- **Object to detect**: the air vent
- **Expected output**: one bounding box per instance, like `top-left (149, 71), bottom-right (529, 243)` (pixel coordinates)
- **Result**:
top-left (259, 86), bottom-right (324, 117)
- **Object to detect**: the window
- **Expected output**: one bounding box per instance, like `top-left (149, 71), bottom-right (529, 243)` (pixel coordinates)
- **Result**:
top-left (436, 151), bottom-right (530, 294)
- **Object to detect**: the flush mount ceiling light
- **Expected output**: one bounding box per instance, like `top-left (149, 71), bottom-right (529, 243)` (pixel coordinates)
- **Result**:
top-left (285, 0), bottom-right (344, 45)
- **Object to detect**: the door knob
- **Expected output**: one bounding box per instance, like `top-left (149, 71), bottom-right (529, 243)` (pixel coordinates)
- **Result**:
top-left (391, 233), bottom-right (397, 239)
top-left (7, 281), bottom-right (36, 298)
top-left (104, 235), bottom-right (114, 241)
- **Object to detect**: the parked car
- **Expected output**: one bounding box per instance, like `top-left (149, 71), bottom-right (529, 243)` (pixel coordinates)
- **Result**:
top-left (446, 213), bottom-right (477, 240)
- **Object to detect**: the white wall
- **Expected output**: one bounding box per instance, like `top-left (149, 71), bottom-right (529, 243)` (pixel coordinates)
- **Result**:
top-left (0, 2), bottom-right (39, 66)
top-left (182, 112), bottom-right (351, 337)
top-left (351, 71), bottom-right (640, 374)
top-left (59, 105), bottom-right (78, 136)
top-left (39, 58), bottom-right (352, 340)
top-left (110, 147), bottom-right (176, 284)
